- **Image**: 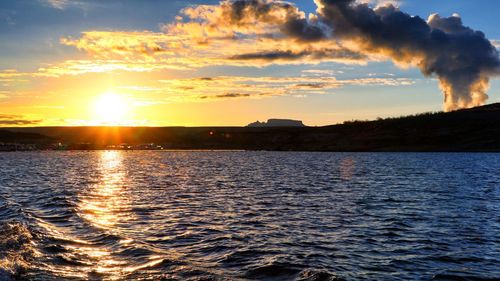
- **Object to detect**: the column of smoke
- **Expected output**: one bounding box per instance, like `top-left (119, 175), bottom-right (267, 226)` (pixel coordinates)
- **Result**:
top-left (218, 0), bottom-right (500, 111)
top-left (314, 0), bottom-right (500, 111)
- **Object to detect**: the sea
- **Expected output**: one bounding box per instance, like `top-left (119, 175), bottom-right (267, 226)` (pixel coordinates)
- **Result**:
top-left (0, 151), bottom-right (498, 280)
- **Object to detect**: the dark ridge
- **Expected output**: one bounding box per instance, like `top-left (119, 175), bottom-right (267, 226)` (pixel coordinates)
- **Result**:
top-left (0, 130), bottom-right (54, 144)
top-left (2, 103), bottom-right (500, 152)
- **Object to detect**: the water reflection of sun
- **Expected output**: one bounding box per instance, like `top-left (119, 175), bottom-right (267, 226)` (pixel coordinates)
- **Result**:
top-left (79, 151), bottom-right (131, 229)
top-left (75, 151), bottom-right (176, 279)
top-left (76, 151), bottom-right (133, 278)
top-left (339, 157), bottom-right (356, 181)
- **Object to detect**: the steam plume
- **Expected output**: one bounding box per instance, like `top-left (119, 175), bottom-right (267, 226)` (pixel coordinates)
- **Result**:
top-left (315, 0), bottom-right (500, 110)
top-left (209, 0), bottom-right (500, 110)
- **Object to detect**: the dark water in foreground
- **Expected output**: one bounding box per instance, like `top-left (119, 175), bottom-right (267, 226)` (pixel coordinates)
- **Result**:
top-left (0, 151), bottom-right (498, 281)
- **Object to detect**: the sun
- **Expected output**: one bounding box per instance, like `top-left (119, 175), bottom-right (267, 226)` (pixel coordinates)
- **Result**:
top-left (92, 92), bottom-right (131, 125)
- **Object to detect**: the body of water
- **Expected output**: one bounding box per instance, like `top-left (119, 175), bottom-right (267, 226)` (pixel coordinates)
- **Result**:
top-left (0, 151), bottom-right (498, 280)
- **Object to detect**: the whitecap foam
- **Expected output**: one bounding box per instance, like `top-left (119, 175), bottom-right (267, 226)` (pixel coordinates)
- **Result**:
top-left (0, 222), bottom-right (36, 280)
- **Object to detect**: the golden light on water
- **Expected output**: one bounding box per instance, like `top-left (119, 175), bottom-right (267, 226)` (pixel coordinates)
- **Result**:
top-left (77, 151), bottom-right (133, 278)
top-left (80, 151), bottom-right (130, 229)
top-left (339, 157), bottom-right (356, 181)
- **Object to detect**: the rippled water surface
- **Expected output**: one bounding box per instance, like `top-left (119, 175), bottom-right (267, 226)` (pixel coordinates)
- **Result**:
top-left (0, 151), bottom-right (499, 280)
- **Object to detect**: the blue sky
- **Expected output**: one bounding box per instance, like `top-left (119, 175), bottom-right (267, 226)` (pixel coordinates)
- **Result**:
top-left (0, 0), bottom-right (498, 126)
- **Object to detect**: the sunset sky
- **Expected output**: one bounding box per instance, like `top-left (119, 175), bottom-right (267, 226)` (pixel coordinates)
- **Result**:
top-left (0, 0), bottom-right (499, 126)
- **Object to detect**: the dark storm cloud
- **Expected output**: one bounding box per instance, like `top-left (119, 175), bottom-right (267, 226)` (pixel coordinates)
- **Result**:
top-left (216, 0), bottom-right (328, 42)
top-left (230, 50), bottom-right (305, 60)
top-left (281, 17), bottom-right (326, 42)
top-left (230, 49), bottom-right (365, 62)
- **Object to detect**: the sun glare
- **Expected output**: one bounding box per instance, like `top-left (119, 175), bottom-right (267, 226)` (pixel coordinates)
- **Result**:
top-left (93, 92), bottom-right (131, 125)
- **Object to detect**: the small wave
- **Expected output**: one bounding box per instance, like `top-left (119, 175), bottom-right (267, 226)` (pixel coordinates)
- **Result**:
top-left (245, 264), bottom-right (347, 281)
top-left (54, 254), bottom-right (94, 266)
top-left (0, 222), bottom-right (36, 280)
top-left (431, 273), bottom-right (499, 281)
top-left (123, 257), bottom-right (169, 273)
top-left (221, 249), bottom-right (278, 265)
top-left (429, 255), bottom-right (486, 264)
top-left (244, 262), bottom-right (302, 279)
top-left (0, 195), bottom-right (23, 222)
top-left (297, 269), bottom-right (346, 281)
top-left (42, 244), bottom-right (68, 254)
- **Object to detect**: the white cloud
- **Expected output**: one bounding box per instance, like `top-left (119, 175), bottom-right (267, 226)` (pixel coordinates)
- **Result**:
top-left (492, 40), bottom-right (500, 50)
top-left (45, 0), bottom-right (70, 9)
top-left (357, 0), bottom-right (401, 8)
top-left (155, 76), bottom-right (416, 101)
top-left (44, 0), bottom-right (89, 10)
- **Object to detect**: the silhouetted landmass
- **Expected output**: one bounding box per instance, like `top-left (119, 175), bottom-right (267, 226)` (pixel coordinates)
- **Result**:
top-left (0, 130), bottom-right (54, 144)
top-left (247, 119), bottom-right (306, 127)
top-left (2, 103), bottom-right (500, 151)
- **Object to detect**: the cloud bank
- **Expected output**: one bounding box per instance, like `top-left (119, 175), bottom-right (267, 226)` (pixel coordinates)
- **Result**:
top-left (157, 75), bottom-right (415, 101)
top-left (59, 0), bottom-right (500, 110)
top-left (0, 114), bottom-right (41, 125)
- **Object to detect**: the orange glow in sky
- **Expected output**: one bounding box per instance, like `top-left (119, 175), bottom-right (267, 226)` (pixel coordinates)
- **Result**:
top-left (92, 92), bottom-right (132, 125)
top-left (0, 0), bottom-right (498, 127)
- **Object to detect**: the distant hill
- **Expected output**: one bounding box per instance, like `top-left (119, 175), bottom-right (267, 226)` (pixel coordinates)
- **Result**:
top-left (0, 130), bottom-right (54, 144)
top-left (247, 119), bottom-right (306, 127)
top-left (2, 103), bottom-right (500, 151)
